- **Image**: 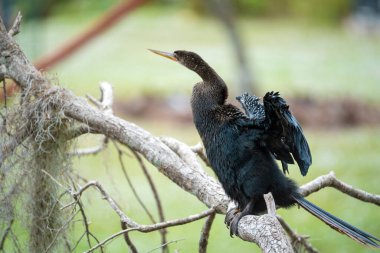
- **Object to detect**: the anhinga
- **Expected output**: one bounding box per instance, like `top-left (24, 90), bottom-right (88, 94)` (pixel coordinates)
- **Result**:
top-left (149, 49), bottom-right (380, 248)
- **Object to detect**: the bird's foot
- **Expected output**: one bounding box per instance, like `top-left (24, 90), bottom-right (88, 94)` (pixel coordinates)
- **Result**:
top-left (224, 207), bottom-right (239, 226)
top-left (229, 212), bottom-right (244, 237)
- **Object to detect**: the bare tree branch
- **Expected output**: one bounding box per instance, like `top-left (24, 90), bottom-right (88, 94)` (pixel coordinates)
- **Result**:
top-left (121, 221), bottom-right (138, 253)
top-left (70, 182), bottom-right (104, 253)
top-left (0, 218), bottom-right (13, 250)
top-left (116, 144), bottom-right (157, 224)
top-left (264, 192), bottom-right (277, 216)
top-left (226, 193), bottom-right (295, 253)
top-left (276, 216), bottom-right (318, 253)
top-left (199, 210), bottom-right (216, 253)
top-left (128, 147), bottom-right (168, 252)
top-left (65, 125), bottom-right (98, 140)
top-left (147, 239), bottom-right (185, 253)
top-left (1, 77), bottom-right (6, 109)
top-left (70, 137), bottom-right (108, 157)
top-left (0, 128), bottom-right (29, 168)
top-left (70, 81), bottom-right (113, 156)
top-left (8, 12), bottom-right (22, 37)
top-left (191, 142), bottom-right (210, 167)
top-left (84, 208), bottom-right (216, 253)
top-left (299, 171), bottom-right (380, 206)
top-left (72, 181), bottom-right (138, 228)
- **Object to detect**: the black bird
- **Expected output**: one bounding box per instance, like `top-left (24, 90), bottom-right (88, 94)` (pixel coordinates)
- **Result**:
top-left (236, 91), bottom-right (312, 176)
top-left (150, 49), bottom-right (380, 248)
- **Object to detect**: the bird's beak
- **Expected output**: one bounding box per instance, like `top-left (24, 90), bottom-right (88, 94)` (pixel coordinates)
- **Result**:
top-left (148, 49), bottom-right (177, 62)
top-left (236, 95), bottom-right (241, 100)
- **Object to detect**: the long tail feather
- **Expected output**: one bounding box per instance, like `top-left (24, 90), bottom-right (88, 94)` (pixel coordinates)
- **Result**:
top-left (294, 196), bottom-right (380, 248)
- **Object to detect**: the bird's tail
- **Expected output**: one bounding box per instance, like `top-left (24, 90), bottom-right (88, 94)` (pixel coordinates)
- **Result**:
top-left (293, 196), bottom-right (380, 248)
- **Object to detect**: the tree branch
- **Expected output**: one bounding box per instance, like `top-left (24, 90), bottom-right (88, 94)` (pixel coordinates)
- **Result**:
top-left (276, 215), bottom-right (318, 253)
top-left (128, 147), bottom-right (168, 252)
top-left (225, 193), bottom-right (295, 253)
top-left (84, 208), bottom-right (216, 253)
top-left (199, 210), bottom-right (216, 253)
top-left (0, 218), bottom-right (13, 250)
top-left (8, 12), bottom-right (22, 37)
top-left (191, 142), bottom-right (210, 166)
top-left (299, 171), bottom-right (380, 206)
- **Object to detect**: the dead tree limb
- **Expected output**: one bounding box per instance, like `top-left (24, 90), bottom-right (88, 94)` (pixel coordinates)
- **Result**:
top-left (299, 171), bottom-right (380, 206)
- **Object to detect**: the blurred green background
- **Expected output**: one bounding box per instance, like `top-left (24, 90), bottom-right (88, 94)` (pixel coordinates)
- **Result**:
top-left (2, 0), bottom-right (380, 252)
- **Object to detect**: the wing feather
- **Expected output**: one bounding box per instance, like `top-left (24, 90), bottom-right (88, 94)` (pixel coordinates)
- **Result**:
top-left (263, 92), bottom-right (312, 176)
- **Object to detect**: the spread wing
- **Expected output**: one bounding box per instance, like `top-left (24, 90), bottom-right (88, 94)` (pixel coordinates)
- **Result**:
top-left (263, 91), bottom-right (312, 176)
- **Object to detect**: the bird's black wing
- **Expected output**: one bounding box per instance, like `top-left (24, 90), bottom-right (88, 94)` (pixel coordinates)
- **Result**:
top-left (236, 92), bottom-right (295, 174)
top-left (263, 91), bottom-right (312, 176)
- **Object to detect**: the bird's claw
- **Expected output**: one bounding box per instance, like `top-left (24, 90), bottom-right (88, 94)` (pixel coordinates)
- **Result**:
top-left (224, 208), bottom-right (242, 237)
top-left (229, 213), bottom-right (243, 237)
top-left (224, 207), bottom-right (239, 226)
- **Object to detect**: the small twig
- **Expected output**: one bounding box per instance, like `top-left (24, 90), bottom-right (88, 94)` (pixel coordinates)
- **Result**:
top-left (0, 128), bottom-right (29, 168)
top-left (71, 82), bottom-right (113, 155)
top-left (2, 76), bottom-right (6, 109)
top-left (129, 147), bottom-right (168, 252)
top-left (75, 195), bottom-right (103, 252)
top-left (277, 215), bottom-right (318, 253)
top-left (70, 170), bottom-right (89, 184)
top-left (9, 230), bottom-right (22, 253)
top-left (86, 94), bottom-right (103, 109)
top-left (43, 209), bottom-right (80, 253)
top-left (299, 171), bottom-right (380, 206)
top-left (147, 238), bottom-right (185, 253)
top-left (0, 218), bottom-right (14, 250)
top-left (84, 208), bottom-right (216, 253)
top-left (264, 192), bottom-right (276, 216)
top-left (71, 136), bottom-right (108, 157)
top-left (70, 231), bottom-right (86, 253)
top-left (191, 143), bottom-right (210, 166)
top-left (65, 125), bottom-right (98, 140)
top-left (41, 169), bottom-right (68, 190)
top-left (121, 221), bottom-right (138, 253)
top-left (8, 12), bottom-right (22, 37)
top-left (72, 180), bottom-right (138, 228)
top-left (198, 210), bottom-right (216, 253)
top-left (63, 234), bottom-right (72, 252)
top-left (115, 144), bottom-right (157, 224)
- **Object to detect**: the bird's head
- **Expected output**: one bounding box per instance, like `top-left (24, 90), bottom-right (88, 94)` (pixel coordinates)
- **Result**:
top-left (149, 49), bottom-right (207, 73)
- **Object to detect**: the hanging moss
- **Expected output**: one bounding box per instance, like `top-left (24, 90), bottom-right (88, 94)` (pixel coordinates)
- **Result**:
top-left (0, 85), bottom-right (74, 252)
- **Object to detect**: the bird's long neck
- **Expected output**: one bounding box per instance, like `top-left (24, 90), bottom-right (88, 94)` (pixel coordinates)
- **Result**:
top-left (190, 63), bottom-right (229, 141)
top-left (190, 62), bottom-right (228, 107)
